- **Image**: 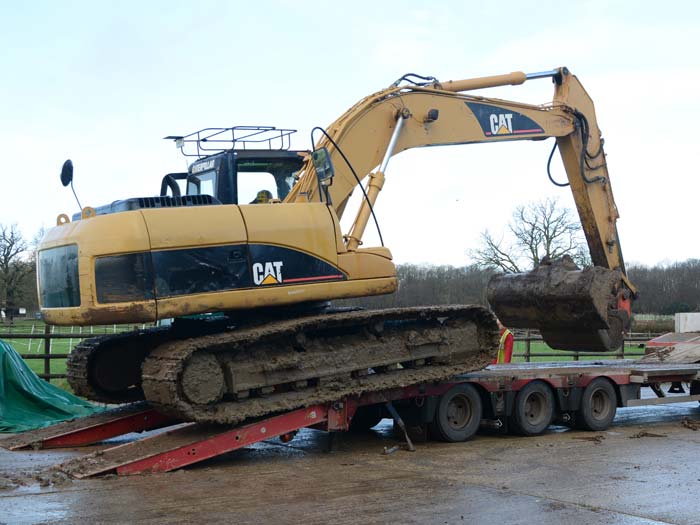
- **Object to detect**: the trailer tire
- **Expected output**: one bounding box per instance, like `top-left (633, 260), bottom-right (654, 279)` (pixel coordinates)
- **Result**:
top-left (509, 380), bottom-right (554, 436)
top-left (349, 404), bottom-right (384, 431)
top-left (576, 378), bottom-right (617, 431)
top-left (429, 384), bottom-right (482, 442)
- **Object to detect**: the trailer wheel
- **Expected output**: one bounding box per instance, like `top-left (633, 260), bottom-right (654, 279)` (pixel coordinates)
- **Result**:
top-left (349, 404), bottom-right (384, 431)
top-left (576, 378), bottom-right (617, 431)
top-left (429, 384), bottom-right (482, 442)
top-left (509, 380), bottom-right (554, 436)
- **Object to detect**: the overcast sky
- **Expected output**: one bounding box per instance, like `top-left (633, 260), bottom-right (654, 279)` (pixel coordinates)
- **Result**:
top-left (1, 1), bottom-right (698, 267)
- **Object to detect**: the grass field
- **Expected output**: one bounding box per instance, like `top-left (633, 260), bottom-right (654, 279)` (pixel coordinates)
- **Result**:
top-left (0, 319), bottom-right (149, 391)
top-left (511, 340), bottom-right (646, 362)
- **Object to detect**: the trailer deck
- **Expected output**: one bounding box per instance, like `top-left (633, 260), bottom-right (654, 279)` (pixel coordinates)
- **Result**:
top-left (3, 358), bottom-right (700, 478)
top-left (466, 360), bottom-right (700, 405)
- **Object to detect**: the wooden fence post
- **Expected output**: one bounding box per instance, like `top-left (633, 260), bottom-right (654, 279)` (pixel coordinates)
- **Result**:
top-left (617, 339), bottom-right (625, 360)
top-left (524, 330), bottom-right (531, 363)
top-left (43, 324), bottom-right (51, 381)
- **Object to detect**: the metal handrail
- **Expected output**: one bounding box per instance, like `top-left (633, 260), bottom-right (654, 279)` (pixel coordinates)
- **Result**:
top-left (165, 125), bottom-right (297, 157)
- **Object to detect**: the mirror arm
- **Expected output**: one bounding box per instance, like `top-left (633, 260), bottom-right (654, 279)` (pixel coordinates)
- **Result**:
top-left (321, 180), bottom-right (333, 206)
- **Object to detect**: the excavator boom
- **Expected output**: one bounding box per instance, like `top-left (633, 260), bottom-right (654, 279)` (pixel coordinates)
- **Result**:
top-left (288, 67), bottom-right (627, 276)
top-left (286, 66), bottom-right (634, 350)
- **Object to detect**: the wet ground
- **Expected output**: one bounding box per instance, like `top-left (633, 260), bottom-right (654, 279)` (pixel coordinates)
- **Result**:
top-left (2, 402), bottom-right (700, 524)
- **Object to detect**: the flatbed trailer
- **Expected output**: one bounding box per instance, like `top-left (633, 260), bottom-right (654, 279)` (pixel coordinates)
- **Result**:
top-left (3, 359), bottom-right (700, 477)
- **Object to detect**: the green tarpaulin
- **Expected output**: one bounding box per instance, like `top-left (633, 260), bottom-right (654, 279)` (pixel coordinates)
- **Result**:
top-left (0, 339), bottom-right (102, 432)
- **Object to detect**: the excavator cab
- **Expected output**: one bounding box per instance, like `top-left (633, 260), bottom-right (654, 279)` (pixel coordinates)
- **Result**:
top-left (182, 149), bottom-right (305, 204)
top-left (162, 126), bottom-right (306, 205)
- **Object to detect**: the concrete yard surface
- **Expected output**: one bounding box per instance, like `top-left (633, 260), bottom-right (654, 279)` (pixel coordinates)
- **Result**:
top-left (2, 402), bottom-right (700, 524)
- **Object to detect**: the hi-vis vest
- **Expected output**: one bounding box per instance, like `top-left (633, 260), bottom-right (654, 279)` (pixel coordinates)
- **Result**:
top-left (496, 328), bottom-right (512, 364)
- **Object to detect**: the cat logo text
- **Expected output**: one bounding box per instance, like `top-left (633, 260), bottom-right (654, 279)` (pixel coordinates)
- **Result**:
top-left (489, 113), bottom-right (514, 135)
top-left (253, 261), bottom-right (284, 285)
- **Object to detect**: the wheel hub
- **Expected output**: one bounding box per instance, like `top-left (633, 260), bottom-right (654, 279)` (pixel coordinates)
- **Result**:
top-left (524, 392), bottom-right (547, 425)
top-left (590, 389), bottom-right (611, 420)
top-left (446, 394), bottom-right (472, 429)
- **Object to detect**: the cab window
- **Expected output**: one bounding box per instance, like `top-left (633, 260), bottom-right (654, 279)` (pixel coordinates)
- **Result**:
top-left (187, 170), bottom-right (216, 197)
top-left (238, 171), bottom-right (278, 203)
top-left (236, 158), bottom-right (300, 203)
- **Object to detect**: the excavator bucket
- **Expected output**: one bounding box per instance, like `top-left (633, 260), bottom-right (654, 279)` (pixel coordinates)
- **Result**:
top-left (487, 257), bottom-right (628, 352)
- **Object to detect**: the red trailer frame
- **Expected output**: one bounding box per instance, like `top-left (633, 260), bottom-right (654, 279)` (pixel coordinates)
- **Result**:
top-left (3, 360), bottom-right (700, 478)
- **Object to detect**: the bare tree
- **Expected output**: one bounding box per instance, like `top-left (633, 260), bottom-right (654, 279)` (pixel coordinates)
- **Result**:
top-left (0, 224), bottom-right (34, 317)
top-left (469, 198), bottom-right (590, 273)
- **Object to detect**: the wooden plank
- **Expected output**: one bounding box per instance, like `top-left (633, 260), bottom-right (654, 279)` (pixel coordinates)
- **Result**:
top-left (646, 332), bottom-right (700, 347)
top-left (639, 343), bottom-right (700, 364)
top-left (55, 423), bottom-right (203, 478)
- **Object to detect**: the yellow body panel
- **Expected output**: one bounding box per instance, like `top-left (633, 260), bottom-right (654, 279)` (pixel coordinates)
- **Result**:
top-left (39, 211), bottom-right (156, 325)
top-left (142, 206), bottom-right (246, 250)
top-left (41, 210), bottom-right (150, 254)
top-left (337, 249), bottom-right (395, 281)
top-left (239, 203), bottom-right (340, 265)
top-left (156, 277), bottom-right (397, 320)
top-left (39, 202), bottom-right (397, 326)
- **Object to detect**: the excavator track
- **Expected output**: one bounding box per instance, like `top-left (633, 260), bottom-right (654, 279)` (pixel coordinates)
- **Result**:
top-left (67, 327), bottom-right (172, 404)
top-left (67, 317), bottom-right (236, 404)
top-left (141, 305), bottom-right (498, 425)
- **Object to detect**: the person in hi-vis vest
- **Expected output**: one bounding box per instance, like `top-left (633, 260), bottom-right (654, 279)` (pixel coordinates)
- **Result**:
top-left (493, 318), bottom-right (514, 364)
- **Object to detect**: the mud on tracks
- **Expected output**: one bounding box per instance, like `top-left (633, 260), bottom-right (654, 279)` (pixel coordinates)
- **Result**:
top-left (142, 305), bottom-right (499, 425)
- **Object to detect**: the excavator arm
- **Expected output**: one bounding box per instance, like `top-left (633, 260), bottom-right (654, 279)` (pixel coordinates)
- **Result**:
top-left (286, 67), bottom-right (634, 351)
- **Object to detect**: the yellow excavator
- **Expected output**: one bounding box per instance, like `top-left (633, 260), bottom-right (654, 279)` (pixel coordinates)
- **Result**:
top-left (37, 67), bottom-right (635, 424)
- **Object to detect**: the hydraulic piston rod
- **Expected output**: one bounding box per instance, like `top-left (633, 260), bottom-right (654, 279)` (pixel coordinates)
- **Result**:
top-left (435, 67), bottom-right (565, 93)
top-left (346, 110), bottom-right (408, 250)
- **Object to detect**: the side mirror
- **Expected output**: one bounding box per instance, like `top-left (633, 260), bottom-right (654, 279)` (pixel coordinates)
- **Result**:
top-left (60, 159), bottom-right (73, 187)
top-left (312, 148), bottom-right (335, 185)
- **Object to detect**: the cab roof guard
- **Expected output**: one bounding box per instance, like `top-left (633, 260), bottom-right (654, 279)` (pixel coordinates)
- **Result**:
top-left (164, 126), bottom-right (297, 158)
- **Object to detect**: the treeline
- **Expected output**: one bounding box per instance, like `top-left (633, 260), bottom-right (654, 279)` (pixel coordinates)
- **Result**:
top-left (627, 259), bottom-right (700, 314)
top-left (15, 266), bottom-right (38, 311)
top-left (341, 264), bottom-right (494, 309)
top-left (0, 225), bottom-right (38, 317)
top-left (343, 260), bottom-right (700, 315)
top-left (0, 264), bottom-right (38, 317)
